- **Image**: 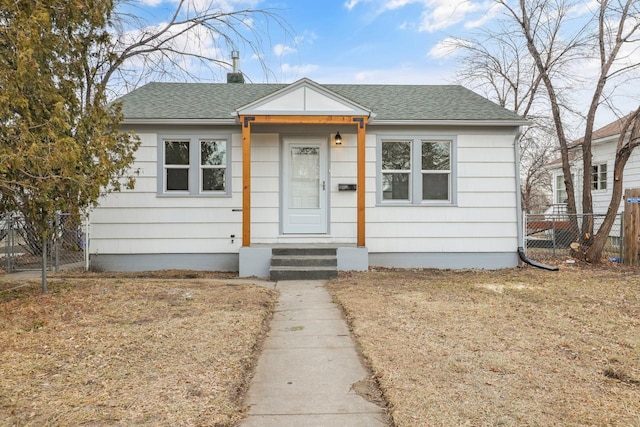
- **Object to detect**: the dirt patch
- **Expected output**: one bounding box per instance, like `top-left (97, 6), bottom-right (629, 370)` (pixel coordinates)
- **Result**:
top-left (52, 268), bottom-right (239, 280)
top-left (0, 277), bottom-right (277, 426)
top-left (351, 376), bottom-right (387, 408)
top-left (328, 266), bottom-right (640, 427)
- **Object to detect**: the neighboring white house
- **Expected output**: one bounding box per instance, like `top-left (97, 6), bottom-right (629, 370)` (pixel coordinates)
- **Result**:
top-left (549, 113), bottom-right (640, 215)
top-left (89, 77), bottom-right (528, 276)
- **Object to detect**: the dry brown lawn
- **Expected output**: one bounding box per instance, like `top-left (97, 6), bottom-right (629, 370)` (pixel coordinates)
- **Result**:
top-left (328, 265), bottom-right (640, 427)
top-left (0, 275), bottom-right (276, 426)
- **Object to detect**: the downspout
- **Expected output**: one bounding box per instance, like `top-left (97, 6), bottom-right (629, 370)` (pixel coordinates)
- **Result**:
top-left (514, 127), bottom-right (559, 271)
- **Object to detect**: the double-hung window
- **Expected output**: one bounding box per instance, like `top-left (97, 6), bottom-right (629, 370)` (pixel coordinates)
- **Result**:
top-left (164, 140), bottom-right (190, 191)
top-left (556, 174), bottom-right (568, 204)
top-left (200, 140), bottom-right (227, 192)
top-left (160, 136), bottom-right (230, 196)
top-left (592, 163), bottom-right (607, 191)
top-left (421, 140), bottom-right (451, 201)
top-left (379, 136), bottom-right (455, 205)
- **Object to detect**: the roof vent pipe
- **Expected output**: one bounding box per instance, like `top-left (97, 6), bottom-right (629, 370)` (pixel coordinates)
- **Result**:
top-left (227, 50), bottom-right (244, 84)
top-left (231, 50), bottom-right (239, 72)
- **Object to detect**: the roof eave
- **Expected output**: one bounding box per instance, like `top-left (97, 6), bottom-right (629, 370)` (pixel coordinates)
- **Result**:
top-left (121, 118), bottom-right (239, 125)
top-left (369, 119), bottom-right (530, 126)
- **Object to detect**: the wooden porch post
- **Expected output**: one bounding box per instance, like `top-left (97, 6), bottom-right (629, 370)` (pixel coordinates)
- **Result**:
top-left (356, 118), bottom-right (367, 247)
top-left (241, 116), bottom-right (253, 246)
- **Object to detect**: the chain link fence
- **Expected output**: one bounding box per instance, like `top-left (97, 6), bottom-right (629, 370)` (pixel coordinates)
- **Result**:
top-left (525, 211), bottom-right (623, 262)
top-left (1, 212), bottom-right (89, 273)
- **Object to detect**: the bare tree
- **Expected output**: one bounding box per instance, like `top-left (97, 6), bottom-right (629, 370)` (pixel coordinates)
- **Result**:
top-left (520, 130), bottom-right (554, 213)
top-left (91, 0), bottom-right (290, 104)
top-left (451, 25), bottom-right (559, 214)
top-left (466, 0), bottom-right (640, 262)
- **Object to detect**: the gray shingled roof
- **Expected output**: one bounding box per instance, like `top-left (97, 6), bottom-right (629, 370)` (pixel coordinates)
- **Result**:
top-left (117, 81), bottom-right (524, 122)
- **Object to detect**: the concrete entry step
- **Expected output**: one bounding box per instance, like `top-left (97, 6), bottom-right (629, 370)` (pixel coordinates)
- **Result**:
top-left (269, 247), bottom-right (338, 281)
top-left (271, 255), bottom-right (337, 267)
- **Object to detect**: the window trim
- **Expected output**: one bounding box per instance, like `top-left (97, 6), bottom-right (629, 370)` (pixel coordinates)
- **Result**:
top-left (157, 134), bottom-right (232, 197)
top-left (377, 134), bottom-right (457, 206)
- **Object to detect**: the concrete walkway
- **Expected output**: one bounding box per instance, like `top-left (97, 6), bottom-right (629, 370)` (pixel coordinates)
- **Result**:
top-left (242, 280), bottom-right (388, 427)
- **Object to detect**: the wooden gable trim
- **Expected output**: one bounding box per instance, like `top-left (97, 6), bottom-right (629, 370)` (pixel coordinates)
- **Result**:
top-left (239, 115), bottom-right (368, 247)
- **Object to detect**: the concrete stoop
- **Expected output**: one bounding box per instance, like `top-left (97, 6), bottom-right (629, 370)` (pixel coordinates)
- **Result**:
top-left (269, 247), bottom-right (338, 281)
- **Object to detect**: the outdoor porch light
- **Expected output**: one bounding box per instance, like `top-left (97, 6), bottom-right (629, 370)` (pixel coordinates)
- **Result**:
top-left (334, 131), bottom-right (343, 145)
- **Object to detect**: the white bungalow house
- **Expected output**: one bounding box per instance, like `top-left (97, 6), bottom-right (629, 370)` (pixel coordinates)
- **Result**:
top-left (546, 114), bottom-right (638, 250)
top-left (549, 113), bottom-right (639, 214)
top-left (89, 78), bottom-right (528, 277)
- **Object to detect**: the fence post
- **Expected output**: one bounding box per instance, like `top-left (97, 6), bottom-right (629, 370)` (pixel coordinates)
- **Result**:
top-left (84, 217), bottom-right (90, 271)
top-left (552, 215), bottom-right (557, 256)
top-left (3, 217), bottom-right (7, 272)
top-left (523, 212), bottom-right (527, 256)
top-left (7, 215), bottom-right (14, 273)
top-left (619, 213), bottom-right (623, 262)
top-left (54, 212), bottom-right (60, 273)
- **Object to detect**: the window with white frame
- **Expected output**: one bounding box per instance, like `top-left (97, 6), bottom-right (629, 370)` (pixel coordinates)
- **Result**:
top-left (379, 136), bottom-right (455, 204)
top-left (556, 174), bottom-right (568, 204)
top-left (592, 163), bottom-right (607, 190)
top-left (200, 140), bottom-right (227, 192)
top-left (381, 140), bottom-right (411, 200)
top-left (164, 140), bottom-right (190, 191)
top-left (421, 140), bottom-right (451, 201)
top-left (160, 136), bottom-right (230, 196)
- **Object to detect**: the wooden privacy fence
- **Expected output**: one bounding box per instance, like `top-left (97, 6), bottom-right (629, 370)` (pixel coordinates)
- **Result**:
top-left (623, 188), bottom-right (640, 266)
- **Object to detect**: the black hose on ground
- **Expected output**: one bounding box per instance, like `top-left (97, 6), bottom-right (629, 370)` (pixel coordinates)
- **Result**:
top-left (517, 247), bottom-right (559, 271)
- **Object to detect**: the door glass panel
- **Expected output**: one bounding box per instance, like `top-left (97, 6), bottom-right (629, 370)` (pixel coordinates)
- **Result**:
top-left (290, 146), bottom-right (320, 209)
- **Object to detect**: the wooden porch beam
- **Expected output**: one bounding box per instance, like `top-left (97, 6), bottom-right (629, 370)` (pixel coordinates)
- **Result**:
top-left (356, 117), bottom-right (367, 247)
top-left (241, 116), bottom-right (253, 246)
top-left (238, 114), bottom-right (368, 248)
top-left (247, 115), bottom-right (366, 125)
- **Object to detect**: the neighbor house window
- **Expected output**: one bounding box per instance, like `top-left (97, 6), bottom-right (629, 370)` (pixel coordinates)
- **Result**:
top-left (556, 174), bottom-right (568, 204)
top-left (164, 140), bottom-right (190, 191)
top-left (379, 136), bottom-right (455, 205)
top-left (159, 136), bottom-right (231, 196)
top-left (592, 163), bottom-right (607, 190)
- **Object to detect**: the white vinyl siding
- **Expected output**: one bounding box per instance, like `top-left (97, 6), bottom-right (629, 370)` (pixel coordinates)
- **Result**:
top-left (367, 130), bottom-right (518, 255)
top-left (91, 126), bottom-right (519, 260)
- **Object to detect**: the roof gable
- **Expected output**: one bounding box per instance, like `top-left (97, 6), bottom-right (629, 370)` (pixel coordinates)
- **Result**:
top-left (236, 78), bottom-right (371, 116)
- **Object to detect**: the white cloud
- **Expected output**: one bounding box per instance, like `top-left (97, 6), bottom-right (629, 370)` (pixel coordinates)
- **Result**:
top-left (274, 44), bottom-right (296, 57)
top-left (464, 1), bottom-right (500, 29)
top-left (428, 37), bottom-right (466, 59)
top-left (344, 0), bottom-right (362, 11)
top-left (139, 0), bottom-right (164, 6)
top-left (418, 0), bottom-right (483, 32)
top-left (348, 0), bottom-right (496, 32)
top-left (281, 63), bottom-right (319, 76)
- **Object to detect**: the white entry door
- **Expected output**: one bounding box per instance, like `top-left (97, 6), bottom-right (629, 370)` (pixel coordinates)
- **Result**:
top-left (282, 137), bottom-right (328, 234)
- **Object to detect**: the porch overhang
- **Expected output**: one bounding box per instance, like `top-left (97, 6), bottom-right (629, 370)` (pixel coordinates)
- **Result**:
top-left (239, 114), bottom-right (368, 247)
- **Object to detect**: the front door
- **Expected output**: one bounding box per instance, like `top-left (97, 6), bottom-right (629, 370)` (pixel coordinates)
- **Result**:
top-left (282, 137), bottom-right (328, 234)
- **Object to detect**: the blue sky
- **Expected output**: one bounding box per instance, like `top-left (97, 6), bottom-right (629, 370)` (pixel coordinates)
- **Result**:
top-left (119, 0), bottom-right (639, 128)
top-left (258, 0), bottom-right (470, 85)
top-left (121, 0), bottom-right (500, 85)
